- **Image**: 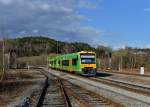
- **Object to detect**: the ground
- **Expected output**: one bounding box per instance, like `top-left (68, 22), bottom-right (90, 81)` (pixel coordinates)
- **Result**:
top-left (0, 69), bottom-right (45, 107)
top-left (101, 68), bottom-right (150, 75)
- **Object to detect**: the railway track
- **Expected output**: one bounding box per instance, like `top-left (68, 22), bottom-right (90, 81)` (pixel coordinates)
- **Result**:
top-left (99, 71), bottom-right (150, 77)
top-left (54, 70), bottom-right (150, 96)
top-left (43, 69), bottom-right (150, 97)
top-left (39, 69), bottom-right (150, 107)
top-left (89, 77), bottom-right (150, 96)
top-left (38, 78), bottom-right (71, 107)
top-left (37, 69), bottom-right (123, 107)
top-left (55, 70), bottom-right (150, 96)
top-left (36, 70), bottom-right (71, 107)
top-left (61, 79), bottom-right (123, 107)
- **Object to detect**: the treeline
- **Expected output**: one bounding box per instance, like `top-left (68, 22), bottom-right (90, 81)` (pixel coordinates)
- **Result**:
top-left (0, 36), bottom-right (150, 72)
top-left (2, 36), bottom-right (95, 57)
top-left (0, 36), bottom-right (95, 68)
top-left (98, 47), bottom-right (150, 72)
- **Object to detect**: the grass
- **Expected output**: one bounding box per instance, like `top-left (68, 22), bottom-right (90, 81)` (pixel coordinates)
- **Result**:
top-left (0, 68), bottom-right (44, 82)
top-left (16, 54), bottom-right (58, 68)
top-left (0, 69), bottom-right (3, 81)
top-left (0, 70), bottom-right (45, 102)
top-left (16, 54), bottom-right (48, 68)
top-left (5, 69), bottom-right (44, 80)
top-left (0, 77), bottom-right (38, 106)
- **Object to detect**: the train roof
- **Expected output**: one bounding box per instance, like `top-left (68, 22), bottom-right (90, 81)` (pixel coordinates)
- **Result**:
top-left (48, 51), bottom-right (96, 60)
top-left (78, 51), bottom-right (96, 54)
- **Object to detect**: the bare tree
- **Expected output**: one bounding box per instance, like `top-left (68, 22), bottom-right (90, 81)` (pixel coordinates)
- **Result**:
top-left (0, 24), bottom-right (9, 81)
top-left (1, 36), bottom-right (5, 81)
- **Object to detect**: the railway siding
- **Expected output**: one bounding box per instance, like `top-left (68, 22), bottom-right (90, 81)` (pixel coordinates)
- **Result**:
top-left (91, 77), bottom-right (150, 96)
top-left (100, 77), bottom-right (150, 88)
top-left (39, 69), bottom-right (121, 107)
top-left (46, 69), bottom-right (150, 107)
top-left (101, 70), bottom-right (150, 76)
top-left (62, 79), bottom-right (122, 107)
top-left (98, 71), bottom-right (150, 80)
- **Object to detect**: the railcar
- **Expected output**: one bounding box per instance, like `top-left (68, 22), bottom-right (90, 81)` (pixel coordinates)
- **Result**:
top-left (48, 51), bottom-right (97, 76)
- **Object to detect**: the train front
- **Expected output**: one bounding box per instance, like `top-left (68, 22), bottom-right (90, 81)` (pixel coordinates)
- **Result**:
top-left (80, 52), bottom-right (97, 76)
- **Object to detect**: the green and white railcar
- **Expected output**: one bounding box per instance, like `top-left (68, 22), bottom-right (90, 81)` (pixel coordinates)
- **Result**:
top-left (48, 51), bottom-right (97, 76)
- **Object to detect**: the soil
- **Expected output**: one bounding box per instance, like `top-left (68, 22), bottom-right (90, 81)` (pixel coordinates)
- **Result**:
top-left (0, 82), bottom-right (34, 107)
top-left (0, 69), bottom-right (45, 107)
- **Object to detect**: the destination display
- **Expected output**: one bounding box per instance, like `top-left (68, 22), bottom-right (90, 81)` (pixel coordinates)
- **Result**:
top-left (80, 55), bottom-right (95, 58)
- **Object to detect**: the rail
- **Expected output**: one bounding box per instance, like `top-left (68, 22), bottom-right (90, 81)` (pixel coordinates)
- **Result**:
top-left (90, 77), bottom-right (150, 96)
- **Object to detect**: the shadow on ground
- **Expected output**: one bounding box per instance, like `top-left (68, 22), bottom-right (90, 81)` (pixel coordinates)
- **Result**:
top-left (95, 72), bottom-right (113, 77)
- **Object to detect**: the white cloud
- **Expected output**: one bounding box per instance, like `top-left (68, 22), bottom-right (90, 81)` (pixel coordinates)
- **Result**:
top-left (0, 0), bottom-right (13, 5)
top-left (40, 4), bottom-right (50, 11)
top-left (144, 45), bottom-right (150, 49)
top-left (78, 0), bottom-right (102, 9)
top-left (0, 0), bottom-right (102, 45)
top-left (32, 29), bottom-right (39, 33)
top-left (113, 45), bottom-right (126, 50)
top-left (78, 0), bottom-right (97, 9)
top-left (19, 31), bottom-right (26, 35)
top-left (144, 8), bottom-right (150, 12)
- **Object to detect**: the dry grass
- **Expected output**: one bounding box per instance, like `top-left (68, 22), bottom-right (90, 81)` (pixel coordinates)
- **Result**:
top-left (0, 70), bottom-right (2, 75)
top-left (0, 70), bottom-right (3, 81)
top-left (16, 55), bottom-right (48, 68)
top-left (0, 69), bottom-right (45, 106)
top-left (0, 81), bottom-right (36, 107)
top-left (4, 69), bottom-right (44, 80)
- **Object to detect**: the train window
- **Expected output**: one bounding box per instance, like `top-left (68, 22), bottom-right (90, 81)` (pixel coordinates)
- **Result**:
top-left (72, 59), bottom-right (77, 66)
top-left (81, 58), bottom-right (95, 64)
top-left (62, 60), bottom-right (69, 66)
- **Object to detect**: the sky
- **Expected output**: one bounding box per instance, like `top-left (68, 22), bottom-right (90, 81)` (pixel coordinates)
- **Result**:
top-left (0, 0), bottom-right (150, 49)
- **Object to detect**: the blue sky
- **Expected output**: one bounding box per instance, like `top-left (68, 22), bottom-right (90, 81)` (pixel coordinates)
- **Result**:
top-left (0, 0), bottom-right (149, 49)
top-left (80, 0), bottom-right (150, 48)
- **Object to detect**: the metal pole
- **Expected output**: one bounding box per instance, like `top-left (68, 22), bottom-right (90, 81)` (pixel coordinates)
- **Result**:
top-left (57, 40), bottom-right (58, 55)
top-left (120, 56), bottom-right (122, 72)
top-left (108, 52), bottom-right (112, 70)
top-left (109, 57), bottom-right (112, 69)
top-left (1, 17), bottom-right (7, 81)
top-left (119, 56), bottom-right (122, 72)
top-left (1, 37), bottom-right (5, 81)
top-left (107, 52), bottom-right (109, 69)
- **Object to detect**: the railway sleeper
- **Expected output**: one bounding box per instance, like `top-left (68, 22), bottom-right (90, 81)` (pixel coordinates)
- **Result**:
top-left (61, 79), bottom-right (122, 107)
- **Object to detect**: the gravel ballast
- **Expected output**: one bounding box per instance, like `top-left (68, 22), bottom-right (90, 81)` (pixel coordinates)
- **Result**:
top-left (46, 69), bottom-right (150, 107)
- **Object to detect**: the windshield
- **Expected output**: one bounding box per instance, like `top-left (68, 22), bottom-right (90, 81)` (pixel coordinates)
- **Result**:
top-left (80, 54), bottom-right (95, 64)
top-left (81, 58), bottom-right (95, 64)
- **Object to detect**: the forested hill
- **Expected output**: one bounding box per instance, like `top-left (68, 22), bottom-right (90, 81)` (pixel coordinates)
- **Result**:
top-left (3, 36), bottom-right (95, 57)
top-left (1, 36), bottom-right (150, 58)
top-left (0, 36), bottom-right (150, 69)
